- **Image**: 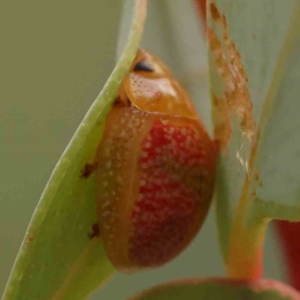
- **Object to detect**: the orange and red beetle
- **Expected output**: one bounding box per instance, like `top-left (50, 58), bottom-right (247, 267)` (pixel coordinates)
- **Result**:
top-left (95, 49), bottom-right (217, 273)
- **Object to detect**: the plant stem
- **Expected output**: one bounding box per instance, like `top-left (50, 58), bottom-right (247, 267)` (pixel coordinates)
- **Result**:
top-left (227, 217), bottom-right (269, 279)
top-left (226, 166), bottom-right (270, 280)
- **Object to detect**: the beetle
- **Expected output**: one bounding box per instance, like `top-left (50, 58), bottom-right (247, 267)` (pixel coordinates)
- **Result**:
top-left (94, 49), bottom-right (217, 273)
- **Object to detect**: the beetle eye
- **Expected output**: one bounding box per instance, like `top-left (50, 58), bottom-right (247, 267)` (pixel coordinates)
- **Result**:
top-left (133, 61), bottom-right (154, 72)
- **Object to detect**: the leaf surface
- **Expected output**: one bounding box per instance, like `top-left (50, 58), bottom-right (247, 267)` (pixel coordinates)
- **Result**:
top-left (207, 0), bottom-right (300, 262)
top-left (2, 1), bottom-right (147, 299)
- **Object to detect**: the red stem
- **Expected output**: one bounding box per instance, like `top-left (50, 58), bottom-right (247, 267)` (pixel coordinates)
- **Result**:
top-left (276, 221), bottom-right (300, 290)
top-left (194, 0), bottom-right (207, 23)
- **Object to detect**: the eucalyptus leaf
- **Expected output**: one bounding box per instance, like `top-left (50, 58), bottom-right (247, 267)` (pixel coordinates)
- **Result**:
top-left (207, 0), bottom-right (300, 264)
top-left (2, 1), bottom-right (147, 299)
top-left (129, 278), bottom-right (300, 300)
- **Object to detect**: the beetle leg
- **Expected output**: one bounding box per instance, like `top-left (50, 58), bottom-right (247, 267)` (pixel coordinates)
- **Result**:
top-left (89, 222), bottom-right (100, 239)
top-left (80, 162), bottom-right (99, 179)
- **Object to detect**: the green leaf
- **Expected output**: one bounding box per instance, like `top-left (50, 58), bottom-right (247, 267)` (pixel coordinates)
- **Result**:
top-left (2, 1), bottom-right (147, 299)
top-left (207, 0), bottom-right (300, 267)
top-left (129, 278), bottom-right (300, 300)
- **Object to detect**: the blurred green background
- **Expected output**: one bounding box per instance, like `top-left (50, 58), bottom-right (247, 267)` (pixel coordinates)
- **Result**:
top-left (0, 0), bottom-right (287, 299)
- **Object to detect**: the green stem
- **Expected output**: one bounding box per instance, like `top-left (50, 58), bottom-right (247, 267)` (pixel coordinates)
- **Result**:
top-left (227, 216), bottom-right (269, 279)
top-left (226, 172), bottom-right (269, 279)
